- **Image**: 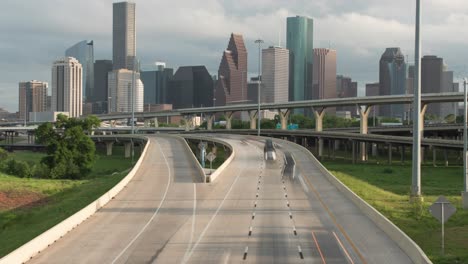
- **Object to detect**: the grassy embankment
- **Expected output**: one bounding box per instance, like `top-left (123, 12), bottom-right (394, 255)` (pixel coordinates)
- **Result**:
top-left (0, 146), bottom-right (141, 257)
top-left (321, 159), bottom-right (468, 264)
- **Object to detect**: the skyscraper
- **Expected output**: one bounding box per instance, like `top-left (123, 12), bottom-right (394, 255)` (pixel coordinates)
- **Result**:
top-left (92, 60), bottom-right (113, 113)
top-left (287, 16), bottom-right (314, 104)
top-left (18, 80), bottom-right (48, 121)
top-left (141, 63), bottom-right (174, 105)
top-left (379, 48), bottom-right (407, 119)
top-left (108, 69), bottom-right (143, 113)
top-left (215, 33), bottom-right (248, 106)
top-left (113, 1), bottom-right (136, 71)
top-left (168, 66), bottom-right (213, 109)
top-left (336, 75), bottom-right (357, 116)
top-left (366, 82), bottom-right (380, 117)
top-left (312, 49), bottom-right (337, 100)
top-left (421, 55), bottom-right (456, 119)
top-left (51, 57), bottom-right (83, 117)
top-left (261, 46), bottom-right (289, 103)
top-left (65, 40), bottom-right (94, 102)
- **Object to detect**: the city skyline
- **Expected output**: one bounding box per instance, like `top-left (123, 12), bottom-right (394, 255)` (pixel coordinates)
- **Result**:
top-left (1, 0), bottom-right (467, 111)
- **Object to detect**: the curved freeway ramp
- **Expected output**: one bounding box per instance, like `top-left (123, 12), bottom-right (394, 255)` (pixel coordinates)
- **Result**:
top-left (27, 134), bottom-right (415, 263)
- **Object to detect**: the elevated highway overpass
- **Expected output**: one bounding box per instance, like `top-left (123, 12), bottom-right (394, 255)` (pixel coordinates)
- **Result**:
top-left (12, 134), bottom-right (422, 263)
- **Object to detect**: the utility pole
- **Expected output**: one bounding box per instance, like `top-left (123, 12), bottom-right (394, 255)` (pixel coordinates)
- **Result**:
top-left (255, 39), bottom-right (264, 137)
top-left (463, 78), bottom-right (468, 209)
top-left (411, 0), bottom-right (422, 199)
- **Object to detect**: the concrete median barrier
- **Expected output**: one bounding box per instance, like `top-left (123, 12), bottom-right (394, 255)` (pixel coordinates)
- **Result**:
top-left (0, 137), bottom-right (151, 264)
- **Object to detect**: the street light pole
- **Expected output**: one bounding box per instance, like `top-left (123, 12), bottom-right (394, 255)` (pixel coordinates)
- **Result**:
top-left (255, 39), bottom-right (264, 137)
top-left (411, 0), bottom-right (422, 199)
top-left (463, 78), bottom-right (468, 209)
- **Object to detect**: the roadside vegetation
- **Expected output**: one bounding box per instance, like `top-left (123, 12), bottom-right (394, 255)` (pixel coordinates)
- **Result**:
top-left (322, 160), bottom-right (468, 264)
top-left (0, 115), bottom-right (142, 257)
top-left (0, 146), bottom-right (140, 257)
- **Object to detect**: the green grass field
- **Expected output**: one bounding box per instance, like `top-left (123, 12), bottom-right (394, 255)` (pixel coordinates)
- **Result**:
top-left (322, 161), bottom-right (468, 264)
top-left (0, 145), bottom-right (141, 257)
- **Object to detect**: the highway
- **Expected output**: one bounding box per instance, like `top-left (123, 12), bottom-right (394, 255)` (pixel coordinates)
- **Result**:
top-left (28, 134), bottom-right (413, 263)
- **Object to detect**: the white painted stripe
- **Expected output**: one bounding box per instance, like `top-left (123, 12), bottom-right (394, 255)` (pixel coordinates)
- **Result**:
top-left (111, 139), bottom-right (172, 264)
top-left (333, 231), bottom-right (355, 264)
top-left (182, 160), bottom-right (245, 263)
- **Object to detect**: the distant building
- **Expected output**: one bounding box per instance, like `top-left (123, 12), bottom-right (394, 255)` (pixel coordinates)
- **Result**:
top-left (65, 40), bottom-right (94, 102)
top-left (247, 77), bottom-right (260, 104)
top-left (336, 75), bottom-right (357, 117)
top-left (287, 16), bottom-right (314, 104)
top-left (113, 1), bottom-right (136, 71)
top-left (108, 69), bottom-right (144, 113)
top-left (215, 33), bottom-right (248, 106)
top-left (421, 55), bottom-right (457, 119)
top-left (141, 64), bottom-right (173, 105)
top-left (366, 82), bottom-right (380, 117)
top-left (29, 111), bottom-right (69, 122)
top-left (313, 49), bottom-right (337, 110)
top-left (168, 66), bottom-right (213, 109)
top-left (379, 48), bottom-right (407, 119)
top-left (262, 46), bottom-right (289, 103)
top-left (92, 60), bottom-right (113, 113)
top-left (51, 57), bottom-right (82, 118)
top-left (18, 80), bottom-right (48, 121)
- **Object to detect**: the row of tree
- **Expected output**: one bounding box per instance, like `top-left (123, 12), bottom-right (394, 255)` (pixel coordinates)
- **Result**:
top-left (0, 114), bottom-right (100, 180)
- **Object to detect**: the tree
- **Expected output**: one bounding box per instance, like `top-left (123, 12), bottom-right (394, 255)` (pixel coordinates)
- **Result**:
top-left (36, 114), bottom-right (99, 179)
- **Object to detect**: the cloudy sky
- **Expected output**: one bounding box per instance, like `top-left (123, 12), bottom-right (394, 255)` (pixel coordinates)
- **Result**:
top-left (1, 0), bottom-right (467, 112)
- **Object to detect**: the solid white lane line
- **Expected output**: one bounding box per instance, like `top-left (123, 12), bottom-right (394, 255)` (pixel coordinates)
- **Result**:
top-left (182, 183), bottom-right (197, 261)
top-left (333, 231), bottom-right (355, 264)
top-left (111, 139), bottom-right (172, 264)
top-left (182, 151), bottom-right (245, 263)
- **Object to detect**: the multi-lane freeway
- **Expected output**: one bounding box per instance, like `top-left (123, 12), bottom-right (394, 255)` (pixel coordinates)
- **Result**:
top-left (28, 134), bottom-right (413, 263)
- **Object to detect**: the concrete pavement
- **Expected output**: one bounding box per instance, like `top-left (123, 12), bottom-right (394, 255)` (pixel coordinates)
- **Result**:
top-left (28, 134), bottom-right (414, 264)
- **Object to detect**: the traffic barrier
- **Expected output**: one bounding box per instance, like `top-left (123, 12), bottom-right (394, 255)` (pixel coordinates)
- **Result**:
top-left (0, 137), bottom-right (150, 264)
top-left (181, 135), bottom-right (235, 183)
top-left (284, 140), bottom-right (432, 264)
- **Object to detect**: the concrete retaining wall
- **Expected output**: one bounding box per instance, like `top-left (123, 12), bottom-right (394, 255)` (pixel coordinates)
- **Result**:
top-left (0, 137), bottom-right (151, 264)
top-left (181, 136), bottom-right (235, 183)
top-left (282, 140), bottom-right (432, 264)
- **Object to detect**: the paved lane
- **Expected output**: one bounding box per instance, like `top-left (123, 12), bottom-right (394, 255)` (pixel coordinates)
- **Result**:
top-left (28, 134), bottom-right (413, 264)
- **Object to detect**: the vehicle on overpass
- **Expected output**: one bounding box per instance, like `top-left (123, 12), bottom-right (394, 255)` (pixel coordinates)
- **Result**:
top-left (264, 138), bottom-right (277, 160)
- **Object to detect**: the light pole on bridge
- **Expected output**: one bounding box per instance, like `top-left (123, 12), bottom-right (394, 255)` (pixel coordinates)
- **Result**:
top-left (411, 0), bottom-right (422, 200)
top-left (255, 39), bottom-right (264, 137)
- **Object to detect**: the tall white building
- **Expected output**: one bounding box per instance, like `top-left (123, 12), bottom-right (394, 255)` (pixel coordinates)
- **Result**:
top-left (261, 46), bottom-right (289, 103)
top-left (52, 57), bottom-right (82, 117)
top-left (108, 69), bottom-right (143, 113)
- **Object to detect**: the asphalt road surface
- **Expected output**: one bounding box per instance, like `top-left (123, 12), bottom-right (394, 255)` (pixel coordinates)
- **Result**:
top-left (28, 134), bottom-right (412, 264)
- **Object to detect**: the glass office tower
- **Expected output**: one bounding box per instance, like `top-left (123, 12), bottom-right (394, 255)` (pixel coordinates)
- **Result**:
top-left (287, 16), bottom-right (314, 105)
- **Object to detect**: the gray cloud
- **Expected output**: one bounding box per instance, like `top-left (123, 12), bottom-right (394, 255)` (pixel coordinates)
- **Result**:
top-left (0, 0), bottom-right (467, 112)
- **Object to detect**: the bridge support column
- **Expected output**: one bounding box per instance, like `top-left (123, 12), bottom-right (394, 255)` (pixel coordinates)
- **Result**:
top-left (110, 120), bottom-right (116, 128)
top-left (420, 103), bottom-right (428, 132)
top-left (225, 111), bottom-right (234, 130)
top-left (278, 109), bottom-right (290, 130)
top-left (352, 140), bottom-right (356, 164)
top-left (444, 149), bottom-right (448, 167)
top-left (388, 143), bottom-right (393, 165)
top-left (313, 107), bottom-right (326, 159)
top-left (372, 143), bottom-right (378, 157)
top-left (249, 110), bottom-right (258, 130)
top-left (153, 118), bottom-right (159, 128)
top-left (359, 105), bottom-right (372, 162)
top-left (124, 142), bottom-right (132, 158)
top-left (183, 115), bottom-right (194, 131)
top-left (106, 141), bottom-right (114, 156)
top-left (401, 145), bottom-right (406, 164)
top-left (433, 147), bottom-right (437, 167)
top-left (206, 114), bottom-right (215, 130)
top-left (144, 119), bottom-right (150, 128)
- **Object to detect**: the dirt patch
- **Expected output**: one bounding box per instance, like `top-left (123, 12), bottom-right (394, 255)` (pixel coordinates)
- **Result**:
top-left (0, 190), bottom-right (48, 211)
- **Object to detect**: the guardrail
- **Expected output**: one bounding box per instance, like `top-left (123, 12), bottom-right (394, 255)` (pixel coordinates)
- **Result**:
top-left (281, 139), bottom-right (432, 264)
top-left (0, 136), bottom-right (151, 264)
top-left (181, 135), bottom-right (235, 183)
